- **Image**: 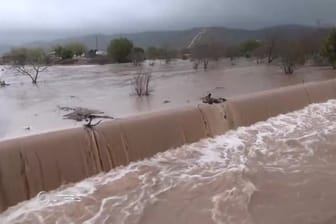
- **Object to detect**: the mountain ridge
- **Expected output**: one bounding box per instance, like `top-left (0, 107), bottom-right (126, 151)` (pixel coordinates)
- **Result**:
top-left (1, 24), bottom-right (321, 54)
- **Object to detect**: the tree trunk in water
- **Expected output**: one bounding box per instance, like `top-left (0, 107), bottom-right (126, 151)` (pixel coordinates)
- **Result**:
top-left (267, 41), bottom-right (274, 64)
top-left (203, 60), bottom-right (208, 70)
top-left (193, 62), bottom-right (199, 70)
top-left (32, 71), bottom-right (39, 84)
top-left (283, 65), bottom-right (294, 75)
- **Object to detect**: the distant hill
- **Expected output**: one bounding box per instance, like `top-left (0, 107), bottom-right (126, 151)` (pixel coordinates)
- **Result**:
top-left (17, 25), bottom-right (321, 52)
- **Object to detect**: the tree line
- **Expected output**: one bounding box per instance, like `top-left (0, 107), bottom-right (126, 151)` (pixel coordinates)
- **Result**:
top-left (189, 28), bottom-right (336, 74)
top-left (1, 28), bottom-right (336, 84)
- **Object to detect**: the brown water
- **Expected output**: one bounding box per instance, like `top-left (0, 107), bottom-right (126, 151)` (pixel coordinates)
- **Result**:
top-left (1, 100), bottom-right (336, 224)
top-left (0, 59), bottom-right (335, 140)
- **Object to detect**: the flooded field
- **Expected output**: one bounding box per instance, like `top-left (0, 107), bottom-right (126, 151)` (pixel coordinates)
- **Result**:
top-left (1, 100), bottom-right (336, 224)
top-left (0, 59), bottom-right (335, 139)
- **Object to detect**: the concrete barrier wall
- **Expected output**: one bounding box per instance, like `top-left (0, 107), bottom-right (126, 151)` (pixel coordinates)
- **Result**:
top-left (198, 103), bottom-right (232, 136)
top-left (226, 85), bottom-right (311, 128)
top-left (0, 79), bottom-right (335, 212)
top-left (0, 129), bottom-right (101, 211)
top-left (93, 105), bottom-right (231, 171)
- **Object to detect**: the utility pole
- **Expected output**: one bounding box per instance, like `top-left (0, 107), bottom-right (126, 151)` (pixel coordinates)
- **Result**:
top-left (95, 35), bottom-right (98, 50)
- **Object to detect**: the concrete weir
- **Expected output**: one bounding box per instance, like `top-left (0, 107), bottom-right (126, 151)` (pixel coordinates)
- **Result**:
top-left (0, 79), bottom-right (336, 212)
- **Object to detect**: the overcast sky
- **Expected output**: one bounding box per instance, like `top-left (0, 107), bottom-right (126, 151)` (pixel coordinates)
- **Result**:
top-left (1, 0), bottom-right (336, 44)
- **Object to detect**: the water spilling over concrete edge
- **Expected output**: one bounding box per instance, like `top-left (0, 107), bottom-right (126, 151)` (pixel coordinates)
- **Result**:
top-left (0, 79), bottom-right (336, 212)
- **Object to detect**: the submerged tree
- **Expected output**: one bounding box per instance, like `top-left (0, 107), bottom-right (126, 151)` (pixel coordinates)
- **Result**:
top-left (131, 47), bottom-right (145, 66)
top-left (158, 46), bottom-right (178, 64)
top-left (240, 40), bottom-right (262, 58)
top-left (264, 33), bottom-right (278, 63)
top-left (146, 47), bottom-right (160, 61)
top-left (107, 38), bottom-right (133, 63)
top-left (191, 43), bottom-right (213, 70)
top-left (225, 45), bottom-right (240, 62)
top-left (252, 44), bottom-right (267, 64)
top-left (191, 41), bottom-right (226, 70)
top-left (53, 42), bottom-right (87, 60)
top-left (322, 28), bottom-right (336, 69)
top-left (53, 45), bottom-right (74, 60)
top-left (133, 71), bottom-right (152, 96)
top-left (8, 48), bottom-right (50, 84)
top-left (64, 42), bottom-right (87, 57)
top-left (191, 44), bottom-right (209, 70)
top-left (278, 39), bottom-right (305, 74)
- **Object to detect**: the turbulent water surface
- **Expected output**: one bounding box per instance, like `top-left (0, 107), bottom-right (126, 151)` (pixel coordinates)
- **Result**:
top-left (1, 100), bottom-right (336, 224)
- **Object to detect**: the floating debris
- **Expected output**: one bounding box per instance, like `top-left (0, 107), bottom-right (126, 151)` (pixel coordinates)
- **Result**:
top-left (59, 106), bottom-right (114, 128)
top-left (202, 93), bottom-right (226, 104)
top-left (0, 80), bottom-right (10, 87)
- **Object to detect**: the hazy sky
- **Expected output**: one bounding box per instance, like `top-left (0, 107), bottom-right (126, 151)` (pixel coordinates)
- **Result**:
top-left (1, 0), bottom-right (336, 44)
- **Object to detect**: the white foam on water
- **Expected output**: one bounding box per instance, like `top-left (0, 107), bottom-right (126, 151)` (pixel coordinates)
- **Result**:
top-left (2, 100), bottom-right (336, 223)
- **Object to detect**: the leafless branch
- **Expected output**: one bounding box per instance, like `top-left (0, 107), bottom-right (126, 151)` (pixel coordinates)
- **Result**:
top-left (133, 71), bottom-right (153, 96)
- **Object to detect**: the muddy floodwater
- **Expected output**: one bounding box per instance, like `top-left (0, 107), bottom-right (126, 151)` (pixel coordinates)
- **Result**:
top-left (1, 100), bottom-right (336, 224)
top-left (0, 59), bottom-right (335, 139)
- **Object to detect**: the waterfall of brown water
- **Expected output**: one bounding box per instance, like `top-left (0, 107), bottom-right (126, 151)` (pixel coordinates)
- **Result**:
top-left (2, 100), bottom-right (336, 224)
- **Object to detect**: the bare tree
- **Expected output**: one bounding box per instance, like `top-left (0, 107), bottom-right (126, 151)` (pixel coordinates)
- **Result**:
top-left (264, 32), bottom-right (278, 64)
top-left (252, 44), bottom-right (267, 64)
top-left (158, 46), bottom-right (177, 64)
top-left (133, 71), bottom-right (152, 96)
top-left (162, 48), bottom-right (172, 64)
top-left (191, 43), bottom-right (212, 70)
top-left (190, 32), bottom-right (226, 69)
top-left (193, 62), bottom-right (199, 70)
top-left (7, 48), bottom-right (50, 84)
top-left (267, 37), bottom-right (276, 63)
top-left (225, 45), bottom-right (240, 63)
